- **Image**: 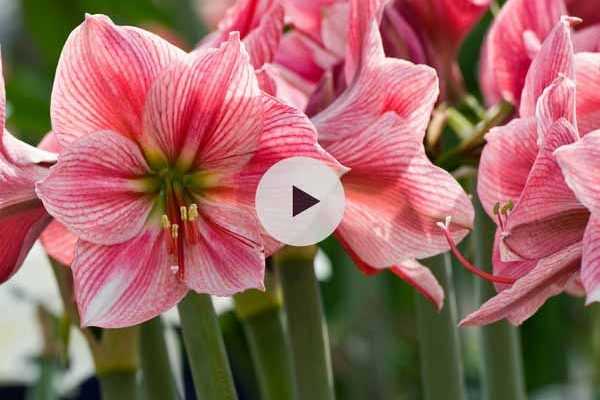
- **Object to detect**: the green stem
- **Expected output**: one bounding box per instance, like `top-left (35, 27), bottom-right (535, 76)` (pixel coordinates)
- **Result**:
top-left (473, 185), bottom-right (527, 400)
top-left (415, 253), bottom-right (466, 400)
top-left (276, 246), bottom-right (335, 400)
top-left (437, 101), bottom-right (513, 170)
top-left (98, 371), bottom-right (138, 400)
top-left (139, 317), bottom-right (179, 400)
top-left (178, 292), bottom-right (238, 400)
top-left (234, 278), bottom-right (295, 400)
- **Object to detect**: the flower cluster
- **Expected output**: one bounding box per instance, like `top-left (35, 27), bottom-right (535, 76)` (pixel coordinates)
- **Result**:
top-left (1, 0), bottom-right (598, 330)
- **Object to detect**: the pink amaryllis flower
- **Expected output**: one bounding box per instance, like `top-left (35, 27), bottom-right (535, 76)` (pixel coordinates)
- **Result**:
top-left (305, 0), bottom-right (475, 309)
top-left (480, 0), bottom-right (600, 108)
top-left (36, 14), bottom-right (339, 328)
top-left (380, 0), bottom-right (491, 100)
top-left (0, 57), bottom-right (58, 283)
top-left (446, 17), bottom-right (593, 325)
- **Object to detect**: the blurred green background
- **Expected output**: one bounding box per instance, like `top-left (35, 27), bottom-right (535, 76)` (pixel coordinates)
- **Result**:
top-left (0, 0), bottom-right (599, 399)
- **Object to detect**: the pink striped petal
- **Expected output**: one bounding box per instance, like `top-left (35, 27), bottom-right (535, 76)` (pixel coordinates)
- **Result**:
top-left (574, 52), bottom-right (600, 134)
top-left (346, 0), bottom-right (385, 81)
top-left (203, 0), bottom-right (285, 68)
top-left (36, 130), bottom-right (153, 246)
top-left (520, 17), bottom-right (577, 117)
top-left (334, 113), bottom-right (473, 266)
top-left (477, 117), bottom-right (538, 217)
top-left (239, 95), bottom-right (344, 254)
top-left (505, 119), bottom-right (586, 260)
top-left (582, 216), bottom-right (600, 304)
top-left (460, 242), bottom-right (582, 326)
top-left (480, 0), bottom-right (565, 106)
top-left (535, 75), bottom-right (577, 143)
top-left (555, 130), bottom-right (600, 215)
top-left (40, 220), bottom-right (77, 266)
top-left (51, 14), bottom-right (185, 146)
top-left (0, 208), bottom-right (51, 283)
top-left (256, 64), bottom-right (313, 111)
top-left (491, 230), bottom-right (537, 293)
top-left (73, 228), bottom-right (188, 328)
top-left (391, 260), bottom-right (444, 311)
top-left (142, 34), bottom-right (262, 172)
top-left (313, 58), bottom-right (439, 144)
top-left (184, 197), bottom-right (265, 296)
top-left (380, 4), bottom-right (427, 65)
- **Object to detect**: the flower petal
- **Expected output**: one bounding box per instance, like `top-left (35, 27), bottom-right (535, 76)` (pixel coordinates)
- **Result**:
top-left (460, 242), bottom-right (582, 326)
top-left (73, 228), bottom-right (188, 328)
top-left (505, 118), bottom-right (586, 260)
top-left (142, 33), bottom-right (262, 173)
top-left (391, 260), bottom-right (444, 311)
top-left (40, 220), bottom-right (77, 266)
top-left (479, 0), bottom-right (565, 106)
top-left (520, 17), bottom-right (577, 117)
top-left (0, 207), bottom-right (51, 283)
top-left (477, 117), bottom-right (538, 217)
top-left (346, 0), bottom-right (385, 81)
top-left (582, 215), bottom-right (600, 304)
top-left (184, 196), bottom-right (265, 296)
top-left (333, 113), bottom-right (473, 266)
top-left (491, 229), bottom-right (537, 293)
top-left (36, 130), bottom-right (153, 246)
top-left (51, 14), bottom-right (185, 146)
top-left (202, 0), bottom-right (285, 68)
top-left (555, 130), bottom-right (600, 215)
top-left (574, 52), bottom-right (600, 135)
top-left (313, 58), bottom-right (439, 144)
top-left (573, 24), bottom-right (600, 52)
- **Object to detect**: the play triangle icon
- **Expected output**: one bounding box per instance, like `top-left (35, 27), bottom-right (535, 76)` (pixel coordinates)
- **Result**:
top-left (292, 185), bottom-right (320, 217)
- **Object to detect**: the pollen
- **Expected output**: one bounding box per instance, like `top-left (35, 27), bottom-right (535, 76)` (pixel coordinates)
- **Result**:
top-left (180, 206), bottom-right (188, 221)
top-left (171, 224), bottom-right (179, 239)
top-left (188, 204), bottom-right (199, 221)
top-left (161, 214), bottom-right (171, 229)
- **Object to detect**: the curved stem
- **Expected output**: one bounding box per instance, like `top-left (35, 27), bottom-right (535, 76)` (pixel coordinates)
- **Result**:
top-left (178, 292), bottom-right (238, 400)
top-left (472, 184), bottom-right (527, 400)
top-left (140, 317), bottom-right (179, 400)
top-left (98, 371), bottom-right (138, 400)
top-left (276, 246), bottom-right (335, 400)
top-left (415, 253), bottom-right (466, 400)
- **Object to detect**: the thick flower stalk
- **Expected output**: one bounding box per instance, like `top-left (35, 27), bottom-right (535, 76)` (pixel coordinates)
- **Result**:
top-left (36, 14), bottom-right (340, 328)
top-left (449, 17), bottom-right (600, 325)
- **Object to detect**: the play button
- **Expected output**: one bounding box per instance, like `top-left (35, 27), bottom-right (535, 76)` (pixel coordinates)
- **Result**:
top-left (255, 156), bottom-right (346, 246)
top-left (292, 186), bottom-right (320, 217)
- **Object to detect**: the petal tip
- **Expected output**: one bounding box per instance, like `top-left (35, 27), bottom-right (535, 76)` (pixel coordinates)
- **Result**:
top-left (585, 287), bottom-right (600, 306)
top-left (561, 15), bottom-right (583, 28)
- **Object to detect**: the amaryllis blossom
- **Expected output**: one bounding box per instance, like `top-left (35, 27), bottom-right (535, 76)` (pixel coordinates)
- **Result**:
top-left (380, 0), bottom-right (491, 100)
top-left (0, 56), bottom-right (59, 283)
top-left (200, 0), bottom-right (285, 69)
top-left (480, 0), bottom-right (600, 108)
top-left (457, 17), bottom-right (593, 325)
top-left (304, 0), bottom-right (475, 309)
top-left (36, 15), bottom-right (339, 328)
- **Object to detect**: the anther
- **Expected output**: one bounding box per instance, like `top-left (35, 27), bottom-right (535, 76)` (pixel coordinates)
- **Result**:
top-left (171, 224), bottom-right (179, 239)
top-left (180, 206), bottom-right (188, 221)
top-left (188, 204), bottom-right (199, 221)
top-left (170, 265), bottom-right (179, 274)
top-left (161, 215), bottom-right (171, 229)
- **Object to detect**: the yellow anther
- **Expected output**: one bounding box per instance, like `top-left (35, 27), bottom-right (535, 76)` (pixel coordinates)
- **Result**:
top-left (180, 206), bottom-right (188, 221)
top-left (171, 224), bottom-right (179, 239)
top-left (161, 215), bottom-right (171, 229)
top-left (188, 204), bottom-right (199, 221)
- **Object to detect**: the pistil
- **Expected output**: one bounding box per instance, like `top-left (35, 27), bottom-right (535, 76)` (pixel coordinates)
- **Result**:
top-left (437, 216), bottom-right (517, 285)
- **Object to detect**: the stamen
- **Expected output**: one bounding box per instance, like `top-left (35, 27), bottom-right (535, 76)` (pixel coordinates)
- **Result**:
top-left (161, 214), bottom-right (171, 229)
top-left (171, 224), bottom-right (179, 239)
top-left (437, 216), bottom-right (517, 285)
top-left (180, 206), bottom-right (188, 221)
top-left (188, 204), bottom-right (199, 221)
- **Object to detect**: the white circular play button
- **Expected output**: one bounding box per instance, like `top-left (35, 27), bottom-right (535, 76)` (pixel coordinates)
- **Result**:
top-left (255, 156), bottom-right (346, 246)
